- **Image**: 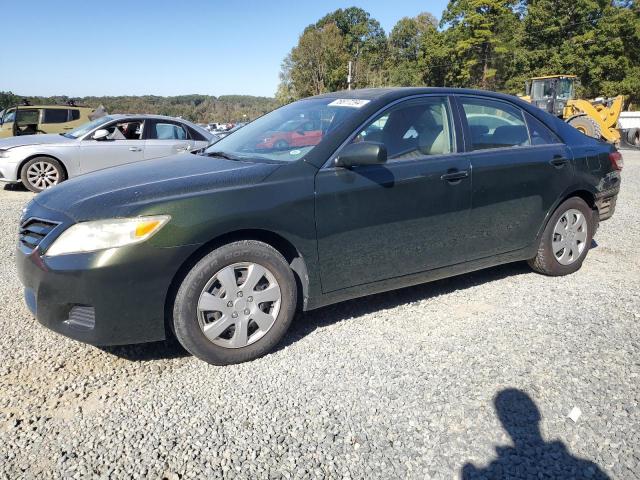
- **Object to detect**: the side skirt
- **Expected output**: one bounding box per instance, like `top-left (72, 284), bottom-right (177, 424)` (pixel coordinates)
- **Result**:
top-left (304, 246), bottom-right (535, 311)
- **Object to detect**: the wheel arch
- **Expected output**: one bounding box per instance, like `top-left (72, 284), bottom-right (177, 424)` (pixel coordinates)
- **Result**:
top-left (163, 228), bottom-right (310, 339)
top-left (534, 188), bottom-right (598, 249)
top-left (18, 153), bottom-right (69, 183)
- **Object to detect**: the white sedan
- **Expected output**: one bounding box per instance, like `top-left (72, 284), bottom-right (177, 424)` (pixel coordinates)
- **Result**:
top-left (0, 114), bottom-right (212, 192)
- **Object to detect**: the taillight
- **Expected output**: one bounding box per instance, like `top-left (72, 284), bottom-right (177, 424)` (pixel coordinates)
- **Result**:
top-left (609, 151), bottom-right (623, 170)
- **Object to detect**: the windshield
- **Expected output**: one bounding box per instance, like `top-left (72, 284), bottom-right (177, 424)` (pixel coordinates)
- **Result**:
top-left (531, 78), bottom-right (575, 101)
top-left (204, 98), bottom-right (365, 162)
top-left (65, 115), bottom-right (115, 139)
top-left (556, 78), bottom-right (574, 100)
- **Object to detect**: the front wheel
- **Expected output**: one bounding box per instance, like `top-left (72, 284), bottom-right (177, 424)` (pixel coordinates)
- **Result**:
top-left (528, 197), bottom-right (595, 276)
top-left (20, 157), bottom-right (66, 193)
top-left (172, 240), bottom-right (297, 365)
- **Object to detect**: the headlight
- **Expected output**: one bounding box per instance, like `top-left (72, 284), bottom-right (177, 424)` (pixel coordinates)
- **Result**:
top-left (45, 215), bottom-right (170, 256)
top-left (0, 149), bottom-right (10, 158)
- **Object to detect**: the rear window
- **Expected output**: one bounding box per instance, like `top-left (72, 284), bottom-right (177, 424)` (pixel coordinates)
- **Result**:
top-left (43, 109), bottom-right (69, 124)
top-left (150, 122), bottom-right (188, 140)
top-left (526, 113), bottom-right (561, 145)
top-left (461, 98), bottom-right (530, 150)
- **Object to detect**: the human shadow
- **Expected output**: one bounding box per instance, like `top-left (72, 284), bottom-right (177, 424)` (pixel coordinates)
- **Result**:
top-left (462, 388), bottom-right (609, 480)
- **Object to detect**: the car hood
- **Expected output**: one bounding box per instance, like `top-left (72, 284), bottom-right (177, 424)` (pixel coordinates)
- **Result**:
top-left (33, 153), bottom-right (281, 221)
top-left (0, 134), bottom-right (75, 149)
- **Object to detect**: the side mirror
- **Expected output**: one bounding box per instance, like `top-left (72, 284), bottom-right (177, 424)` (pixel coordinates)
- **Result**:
top-left (93, 129), bottom-right (110, 140)
top-left (335, 141), bottom-right (387, 168)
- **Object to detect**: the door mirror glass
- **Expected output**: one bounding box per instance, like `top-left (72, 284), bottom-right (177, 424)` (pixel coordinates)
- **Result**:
top-left (335, 141), bottom-right (387, 168)
top-left (93, 129), bottom-right (110, 140)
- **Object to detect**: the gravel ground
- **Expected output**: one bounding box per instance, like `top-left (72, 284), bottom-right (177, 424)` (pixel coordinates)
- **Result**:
top-left (1, 151), bottom-right (639, 479)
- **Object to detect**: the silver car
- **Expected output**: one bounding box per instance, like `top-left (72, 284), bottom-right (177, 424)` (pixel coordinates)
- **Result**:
top-left (0, 114), bottom-right (212, 192)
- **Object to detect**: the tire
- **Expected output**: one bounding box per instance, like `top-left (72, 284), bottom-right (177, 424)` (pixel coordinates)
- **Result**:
top-left (172, 240), bottom-right (297, 365)
top-left (20, 156), bottom-right (66, 193)
top-left (625, 128), bottom-right (640, 148)
top-left (567, 115), bottom-right (601, 139)
top-left (528, 197), bottom-right (595, 276)
top-left (274, 140), bottom-right (289, 150)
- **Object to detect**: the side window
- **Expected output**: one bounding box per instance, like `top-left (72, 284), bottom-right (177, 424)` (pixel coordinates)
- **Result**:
top-left (70, 109), bottom-right (80, 121)
top-left (188, 126), bottom-right (207, 142)
top-left (525, 113), bottom-right (561, 145)
top-left (461, 98), bottom-right (530, 150)
top-left (16, 109), bottom-right (39, 126)
top-left (150, 122), bottom-right (188, 140)
top-left (104, 120), bottom-right (144, 140)
top-left (42, 109), bottom-right (69, 124)
top-left (351, 97), bottom-right (454, 160)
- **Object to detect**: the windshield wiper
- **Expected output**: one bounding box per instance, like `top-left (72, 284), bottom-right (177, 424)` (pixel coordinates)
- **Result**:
top-left (204, 151), bottom-right (241, 161)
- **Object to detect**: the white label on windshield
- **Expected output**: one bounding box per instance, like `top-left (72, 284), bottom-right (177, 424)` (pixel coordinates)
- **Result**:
top-left (328, 99), bottom-right (370, 108)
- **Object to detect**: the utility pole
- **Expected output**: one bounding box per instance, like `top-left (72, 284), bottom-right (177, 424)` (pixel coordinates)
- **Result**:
top-left (347, 61), bottom-right (352, 90)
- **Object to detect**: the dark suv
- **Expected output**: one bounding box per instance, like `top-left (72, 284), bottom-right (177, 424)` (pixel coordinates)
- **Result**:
top-left (16, 88), bottom-right (622, 365)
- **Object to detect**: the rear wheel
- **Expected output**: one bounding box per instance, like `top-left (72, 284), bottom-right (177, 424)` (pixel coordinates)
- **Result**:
top-left (625, 128), bottom-right (640, 148)
top-left (528, 197), bottom-right (595, 276)
top-left (20, 157), bottom-right (66, 193)
top-left (173, 241), bottom-right (297, 365)
top-left (568, 115), bottom-right (601, 139)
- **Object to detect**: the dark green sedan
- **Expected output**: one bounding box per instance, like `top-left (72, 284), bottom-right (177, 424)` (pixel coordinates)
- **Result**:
top-left (16, 88), bottom-right (622, 365)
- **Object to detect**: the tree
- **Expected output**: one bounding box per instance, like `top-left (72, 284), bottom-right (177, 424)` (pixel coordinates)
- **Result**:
top-left (520, 0), bottom-right (640, 101)
top-left (386, 13), bottom-right (446, 86)
top-left (285, 22), bottom-right (349, 98)
top-left (440, 0), bottom-right (522, 89)
top-left (316, 7), bottom-right (388, 88)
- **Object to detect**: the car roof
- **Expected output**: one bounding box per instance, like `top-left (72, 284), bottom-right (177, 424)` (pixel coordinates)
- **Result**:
top-left (107, 114), bottom-right (194, 122)
top-left (102, 114), bottom-right (213, 138)
top-left (312, 87), bottom-right (525, 103)
top-left (9, 104), bottom-right (94, 110)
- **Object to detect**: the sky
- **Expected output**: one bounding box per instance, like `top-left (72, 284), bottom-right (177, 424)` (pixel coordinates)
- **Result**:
top-left (1, 0), bottom-right (448, 98)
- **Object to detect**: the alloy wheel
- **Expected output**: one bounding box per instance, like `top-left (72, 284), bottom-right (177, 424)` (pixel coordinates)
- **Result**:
top-left (552, 208), bottom-right (588, 265)
top-left (26, 162), bottom-right (60, 190)
top-left (197, 262), bottom-right (281, 348)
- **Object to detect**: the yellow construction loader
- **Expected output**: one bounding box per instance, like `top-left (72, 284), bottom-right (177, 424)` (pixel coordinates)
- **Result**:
top-left (522, 75), bottom-right (623, 143)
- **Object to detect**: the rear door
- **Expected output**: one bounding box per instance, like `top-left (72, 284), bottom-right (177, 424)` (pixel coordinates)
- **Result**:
top-left (456, 95), bottom-right (573, 259)
top-left (144, 120), bottom-right (194, 159)
top-left (315, 96), bottom-right (472, 292)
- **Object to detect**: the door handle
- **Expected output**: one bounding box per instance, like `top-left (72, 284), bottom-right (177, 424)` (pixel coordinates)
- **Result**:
top-left (550, 157), bottom-right (569, 167)
top-left (441, 170), bottom-right (469, 182)
top-left (129, 147), bottom-right (142, 152)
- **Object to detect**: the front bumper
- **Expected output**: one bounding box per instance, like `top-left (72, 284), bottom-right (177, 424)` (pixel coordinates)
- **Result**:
top-left (0, 155), bottom-right (20, 183)
top-left (0, 157), bottom-right (20, 182)
top-left (16, 203), bottom-right (199, 346)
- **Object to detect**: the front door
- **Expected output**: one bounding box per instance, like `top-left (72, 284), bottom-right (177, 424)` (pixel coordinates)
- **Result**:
top-left (315, 96), bottom-right (472, 293)
top-left (78, 119), bottom-right (146, 174)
